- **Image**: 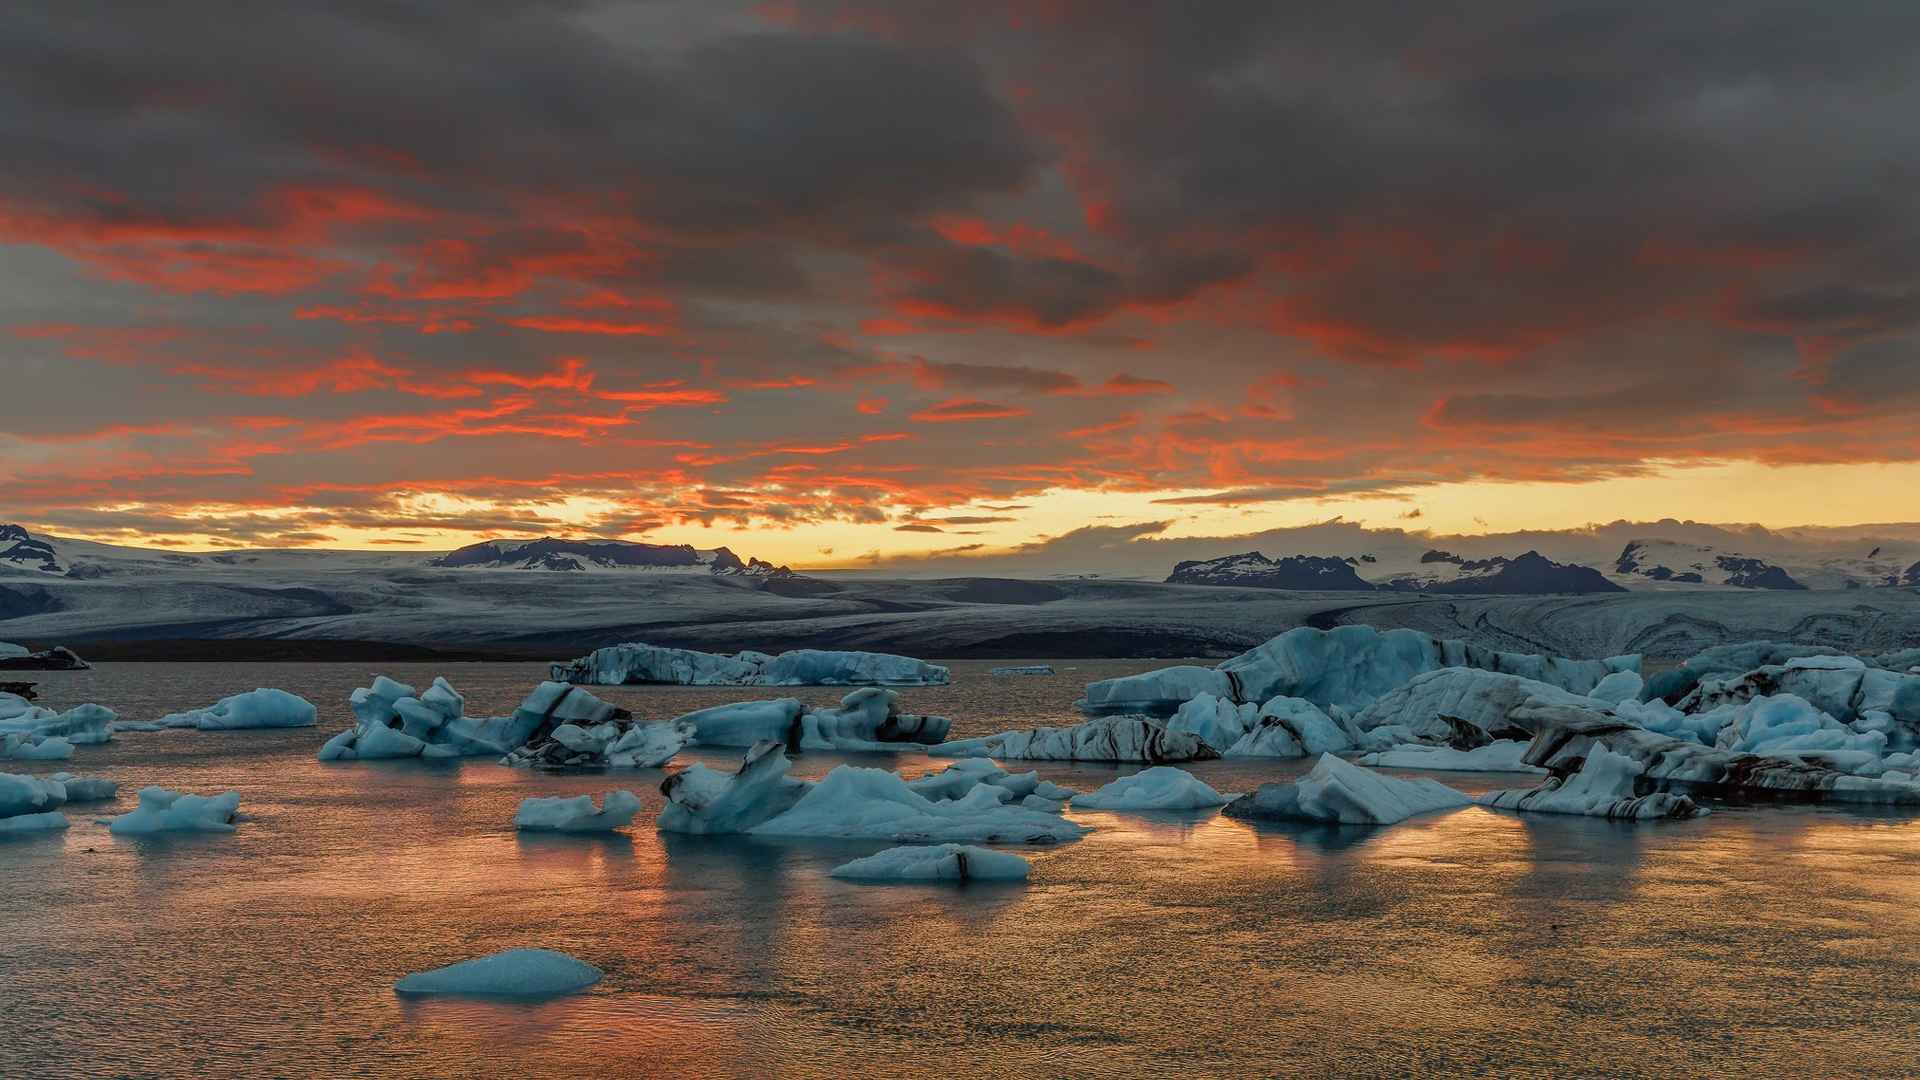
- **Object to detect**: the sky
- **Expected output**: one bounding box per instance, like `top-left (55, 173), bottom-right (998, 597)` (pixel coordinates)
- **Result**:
top-left (3, 2), bottom-right (1919, 568)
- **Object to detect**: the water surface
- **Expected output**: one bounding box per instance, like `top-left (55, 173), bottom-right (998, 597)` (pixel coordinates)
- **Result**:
top-left (5, 661), bottom-right (1920, 1078)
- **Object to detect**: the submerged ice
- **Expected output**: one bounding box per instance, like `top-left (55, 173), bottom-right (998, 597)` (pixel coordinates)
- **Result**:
top-left (394, 948), bottom-right (602, 997)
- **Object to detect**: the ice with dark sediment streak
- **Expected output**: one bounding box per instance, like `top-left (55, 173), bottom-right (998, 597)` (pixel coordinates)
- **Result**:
top-left (657, 742), bottom-right (1086, 844)
top-left (1357, 740), bottom-right (1546, 774)
top-left (669, 688), bottom-right (950, 752)
top-left (551, 643), bottom-right (950, 687)
top-left (322, 677), bottom-right (636, 765)
top-left (1677, 657), bottom-right (1920, 748)
top-left (1350, 667), bottom-right (1607, 746)
top-left (830, 844), bottom-right (1031, 882)
top-left (928, 715), bottom-right (1218, 763)
top-left (1477, 744), bottom-right (1706, 820)
top-left (1078, 625), bottom-right (1636, 716)
top-left (1224, 753), bottom-right (1470, 825)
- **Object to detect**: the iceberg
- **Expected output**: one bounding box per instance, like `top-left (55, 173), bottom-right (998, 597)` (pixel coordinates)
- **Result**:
top-left (48, 772), bottom-right (118, 801)
top-left (322, 677), bottom-right (627, 763)
top-left (1356, 741), bottom-right (1546, 774)
top-left (394, 948), bottom-right (602, 997)
top-left (2, 770), bottom-right (67, 818)
top-left (906, 760), bottom-right (1075, 806)
top-left (2, 732), bottom-right (74, 760)
top-left (1223, 753), bottom-right (1471, 825)
top-left (105, 786), bottom-right (242, 834)
top-left (831, 843), bottom-right (1031, 882)
top-left (928, 715), bottom-right (1218, 763)
top-left (1079, 625), bottom-right (1635, 716)
top-left (1351, 668), bottom-right (1606, 746)
top-left (504, 719), bottom-right (692, 770)
top-left (1072, 767), bottom-right (1231, 811)
top-left (1222, 697), bottom-right (1359, 758)
top-left (1166, 692), bottom-right (1259, 751)
top-left (673, 688), bottom-right (951, 753)
top-left (1679, 662), bottom-right (1920, 745)
top-left (1588, 670), bottom-right (1644, 705)
top-left (0, 810), bottom-right (68, 834)
top-left (551, 643), bottom-right (950, 687)
top-left (514, 790), bottom-right (643, 833)
top-left (0, 695), bottom-right (115, 745)
top-left (147, 688), bottom-right (318, 730)
top-left (1710, 694), bottom-right (1886, 758)
top-left (991, 665), bottom-right (1055, 677)
top-left (1642, 641), bottom-right (1849, 703)
top-left (658, 742), bottom-right (1086, 844)
top-left (1477, 744), bottom-right (1706, 821)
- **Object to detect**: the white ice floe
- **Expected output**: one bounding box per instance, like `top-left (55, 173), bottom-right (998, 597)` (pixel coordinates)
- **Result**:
top-left (2, 732), bottom-right (75, 760)
top-left (104, 786), bottom-right (241, 834)
top-left (990, 666), bottom-right (1055, 677)
top-left (552, 643), bottom-right (950, 687)
top-left (1357, 740), bottom-right (1546, 775)
top-left (1078, 625), bottom-right (1635, 716)
top-left (1477, 744), bottom-right (1706, 820)
top-left (1223, 753), bottom-right (1471, 825)
top-left (146, 688), bottom-right (318, 731)
top-left (831, 844), bottom-right (1031, 882)
top-left (0, 695), bottom-right (115, 745)
top-left (49, 772), bottom-right (117, 801)
top-left (394, 948), bottom-right (602, 997)
top-left (514, 790), bottom-right (642, 833)
top-left (1072, 767), bottom-right (1231, 811)
top-left (659, 742), bottom-right (1086, 844)
top-left (929, 715), bottom-right (1217, 763)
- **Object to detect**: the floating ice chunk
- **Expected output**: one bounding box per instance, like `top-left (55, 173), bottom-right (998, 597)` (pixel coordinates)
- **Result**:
top-left (1477, 745), bottom-right (1705, 820)
top-left (1224, 753), bottom-right (1471, 825)
top-left (105, 786), bottom-right (241, 834)
top-left (1680, 663), bottom-right (1920, 747)
top-left (514, 790), bottom-right (642, 833)
top-left (1588, 670), bottom-right (1644, 705)
top-left (929, 716), bottom-right (1217, 763)
top-left (0, 698), bottom-right (115, 744)
top-left (831, 844), bottom-right (1031, 882)
top-left (1080, 625), bottom-right (1634, 716)
top-left (394, 948), bottom-right (602, 997)
top-left (660, 691), bottom-right (950, 754)
top-left (1, 771), bottom-right (66, 817)
top-left (1352, 668), bottom-right (1604, 746)
top-left (1357, 740), bottom-right (1546, 774)
top-left (325, 677), bottom-right (614, 763)
top-left (659, 742), bottom-right (1085, 844)
top-left (906, 760), bottom-right (1075, 804)
top-left (674, 699), bottom-right (806, 747)
top-left (1223, 697), bottom-right (1357, 758)
top-left (151, 688), bottom-right (317, 730)
top-left (48, 772), bottom-right (117, 801)
top-left (1166, 692), bottom-right (1257, 752)
top-left (1642, 642), bottom-right (1850, 703)
top-left (551, 643), bottom-right (950, 687)
top-left (606, 722), bottom-right (692, 768)
top-left (1, 733), bottom-right (73, 760)
top-left (1072, 767), bottom-right (1231, 811)
top-left (1613, 697), bottom-right (1724, 745)
top-left (990, 666), bottom-right (1055, 677)
top-left (0, 811), bottom-right (68, 834)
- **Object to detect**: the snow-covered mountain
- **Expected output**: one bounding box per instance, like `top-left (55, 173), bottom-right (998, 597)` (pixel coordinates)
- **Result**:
top-left (1166, 552), bottom-right (1377, 591)
top-left (1378, 550), bottom-right (1625, 595)
top-left (428, 537), bottom-right (796, 577)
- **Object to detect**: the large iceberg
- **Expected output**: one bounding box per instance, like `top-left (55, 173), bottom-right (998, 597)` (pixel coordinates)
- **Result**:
top-left (1351, 668), bottom-right (1608, 745)
top-left (1477, 744), bottom-right (1706, 820)
top-left (142, 688), bottom-right (317, 731)
top-left (104, 786), bottom-right (242, 834)
top-left (1678, 659), bottom-right (1920, 746)
top-left (1641, 642), bottom-right (1850, 703)
top-left (394, 949), bottom-right (601, 997)
top-left (831, 844), bottom-right (1031, 882)
top-left (551, 643), bottom-right (950, 687)
top-left (1072, 767), bottom-right (1231, 811)
top-left (670, 688), bottom-right (950, 752)
top-left (1223, 753), bottom-right (1470, 825)
top-left (658, 742), bottom-right (1086, 844)
top-left (505, 718), bottom-right (692, 770)
top-left (1079, 625), bottom-right (1635, 716)
top-left (1165, 692), bottom-right (1359, 758)
top-left (929, 715), bottom-right (1217, 763)
top-left (514, 790), bottom-right (642, 833)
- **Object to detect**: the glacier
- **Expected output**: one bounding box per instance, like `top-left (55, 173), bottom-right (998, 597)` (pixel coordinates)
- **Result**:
top-left (1223, 753), bottom-right (1471, 825)
top-left (657, 741), bottom-right (1086, 844)
top-left (394, 948), bottom-right (602, 997)
top-left (1072, 767), bottom-right (1232, 811)
top-left (514, 790), bottom-right (643, 832)
top-left (929, 715), bottom-right (1218, 763)
top-left (830, 843), bottom-right (1031, 882)
top-left (1078, 625), bottom-right (1635, 716)
top-left (551, 643), bottom-right (950, 687)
